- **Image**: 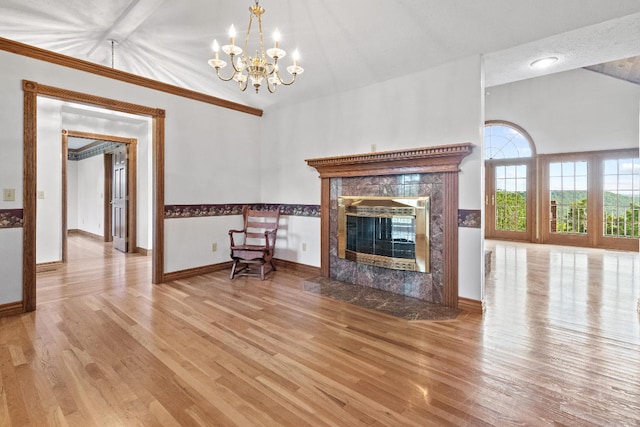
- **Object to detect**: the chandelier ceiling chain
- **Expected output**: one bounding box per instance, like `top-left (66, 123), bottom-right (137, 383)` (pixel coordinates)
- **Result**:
top-left (109, 39), bottom-right (115, 69)
top-left (208, 0), bottom-right (304, 94)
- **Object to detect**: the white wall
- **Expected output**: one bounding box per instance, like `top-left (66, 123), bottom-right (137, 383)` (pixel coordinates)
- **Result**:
top-left (67, 160), bottom-right (78, 230)
top-left (0, 48), bottom-right (262, 304)
top-left (262, 55), bottom-right (485, 298)
top-left (275, 216), bottom-right (321, 267)
top-left (486, 68), bottom-right (640, 153)
top-left (0, 53), bottom-right (25, 304)
top-left (36, 98), bottom-right (63, 263)
top-left (76, 155), bottom-right (105, 237)
top-left (165, 216), bottom-right (236, 272)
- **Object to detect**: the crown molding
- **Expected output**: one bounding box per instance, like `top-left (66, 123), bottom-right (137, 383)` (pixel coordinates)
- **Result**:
top-left (1, 37), bottom-right (262, 117)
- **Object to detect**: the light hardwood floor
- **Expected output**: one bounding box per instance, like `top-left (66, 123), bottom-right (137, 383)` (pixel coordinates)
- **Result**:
top-left (1, 235), bottom-right (638, 426)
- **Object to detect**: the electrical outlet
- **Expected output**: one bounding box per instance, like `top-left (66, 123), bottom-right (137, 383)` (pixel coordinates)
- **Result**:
top-left (371, 144), bottom-right (377, 152)
top-left (3, 188), bottom-right (15, 201)
top-left (212, 243), bottom-right (217, 252)
top-left (37, 191), bottom-right (45, 199)
top-left (302, 242), bottom-right (307, 252)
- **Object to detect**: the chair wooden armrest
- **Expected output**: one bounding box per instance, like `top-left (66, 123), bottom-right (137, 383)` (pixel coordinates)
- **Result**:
top-left (228, 228), bottom-right (246, 247)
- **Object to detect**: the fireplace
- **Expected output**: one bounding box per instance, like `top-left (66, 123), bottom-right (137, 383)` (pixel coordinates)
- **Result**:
top-left (305, 143), bottom-right (474, 306)
top-left (338, 196), bottom-right (429, 272)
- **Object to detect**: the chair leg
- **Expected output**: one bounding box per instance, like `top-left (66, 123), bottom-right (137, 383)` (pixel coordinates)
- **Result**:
top-left (270, 259), bottom-right (277, 271)
top-left (230, 260), bottom-right (238, 279)
top-left (260, 264), bottom-right (265, 280)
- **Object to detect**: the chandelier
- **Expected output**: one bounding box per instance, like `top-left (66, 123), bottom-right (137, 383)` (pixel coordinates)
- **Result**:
top-left (208, 0), bottom-right (304, 94)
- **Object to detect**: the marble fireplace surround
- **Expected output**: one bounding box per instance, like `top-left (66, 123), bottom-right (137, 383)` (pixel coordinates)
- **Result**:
top-left (306, 143), bottom-right (473, 308)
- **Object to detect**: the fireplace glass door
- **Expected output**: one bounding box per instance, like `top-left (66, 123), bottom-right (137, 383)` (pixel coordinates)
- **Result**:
top-left (338, 196), bottom-right (429, 272)
top-left (346, 216), bottom-right (416, 259)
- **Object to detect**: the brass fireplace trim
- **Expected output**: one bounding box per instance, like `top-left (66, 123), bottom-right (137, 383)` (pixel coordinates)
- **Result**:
top-left (338, 196), bottom-right (430, 273)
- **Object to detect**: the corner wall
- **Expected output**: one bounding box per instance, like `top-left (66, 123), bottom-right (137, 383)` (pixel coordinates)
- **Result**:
top-left (261, 55), bottom-right (485, 300)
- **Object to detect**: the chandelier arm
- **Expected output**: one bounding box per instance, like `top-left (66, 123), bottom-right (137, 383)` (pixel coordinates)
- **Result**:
top-left (266, 74), bottom-right (278, 93)
top-left (266, 57), bottom-right (278, 75)
top-left (265, 62), bottom-right (276, 75)
top-left (229, 53), bottom-right (244, 73)
top-left (239, 77), bottom-right (249, 92)
top-left (275, 70), bottom-right (298, 86)
top-left (266, 79), bottom-right (277, 93)
top-left (215, 66), bottom-right (239, 82)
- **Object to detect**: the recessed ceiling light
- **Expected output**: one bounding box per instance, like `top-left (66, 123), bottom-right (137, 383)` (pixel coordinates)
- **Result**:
top-left (530, 56), bottom-right (559, 69)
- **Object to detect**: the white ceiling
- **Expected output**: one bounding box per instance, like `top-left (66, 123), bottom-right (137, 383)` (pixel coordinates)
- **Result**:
top-left (2, 0), bottom-right (640, 111)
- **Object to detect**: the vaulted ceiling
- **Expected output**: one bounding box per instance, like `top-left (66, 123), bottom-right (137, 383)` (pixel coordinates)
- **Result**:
top-left (1, 1), bottom-right (640, 110)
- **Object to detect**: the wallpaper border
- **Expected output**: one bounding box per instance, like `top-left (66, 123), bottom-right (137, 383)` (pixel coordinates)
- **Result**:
top-left (0, 209), bottom-right (24, 228)
top-left (1, 206), bottom-right (479, 228)
top-left (165, 203), bottom-right (321, 219)
top-left (165, 203), bottom-right (481, 228)
top-left (458, 209), bottom-right (481, 228)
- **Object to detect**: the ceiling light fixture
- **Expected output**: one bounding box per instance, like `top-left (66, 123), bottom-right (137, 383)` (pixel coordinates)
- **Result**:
top-left (208, 0), bottom-right (303, 94)
top-left (529, 56), bottom-right (558, 69)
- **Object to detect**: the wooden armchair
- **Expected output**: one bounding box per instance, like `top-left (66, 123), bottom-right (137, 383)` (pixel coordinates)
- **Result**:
top-left (229, 206), bottom-right (280, 280)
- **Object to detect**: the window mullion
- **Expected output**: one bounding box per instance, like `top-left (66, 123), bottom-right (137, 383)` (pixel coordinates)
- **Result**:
top-left (588, 155), bottom-right (601, 247)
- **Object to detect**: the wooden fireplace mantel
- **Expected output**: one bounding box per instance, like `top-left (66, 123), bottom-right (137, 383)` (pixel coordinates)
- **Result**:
top-left (305, 142), bottom-right (474, 178)
top-left (305, 142), bottom-right (474, 308)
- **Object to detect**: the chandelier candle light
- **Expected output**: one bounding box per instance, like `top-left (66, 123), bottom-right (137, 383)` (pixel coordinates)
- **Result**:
top-left (208, 0), bottom-right (304, 93)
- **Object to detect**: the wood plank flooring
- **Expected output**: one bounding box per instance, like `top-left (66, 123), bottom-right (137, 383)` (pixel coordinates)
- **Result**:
top-left (1, 235), bottom-right (639, 426)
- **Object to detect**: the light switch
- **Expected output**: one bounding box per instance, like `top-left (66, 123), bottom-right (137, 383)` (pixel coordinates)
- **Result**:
top-left (37, 191), bottom-right (45, 199)
top-left (3, 188), bottom-right (15, 202)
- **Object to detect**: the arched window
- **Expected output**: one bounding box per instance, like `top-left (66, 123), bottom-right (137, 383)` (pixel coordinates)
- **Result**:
top-left (484, 121), bottom-right (536, 240)
top-left (484, 122), bottom-right (534, 160)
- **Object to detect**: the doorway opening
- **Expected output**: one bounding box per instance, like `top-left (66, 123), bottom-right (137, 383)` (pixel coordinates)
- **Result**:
top-left (23, 80), bottom-right (166, 313)
top-left (62, 129), bottom-right (139, 260)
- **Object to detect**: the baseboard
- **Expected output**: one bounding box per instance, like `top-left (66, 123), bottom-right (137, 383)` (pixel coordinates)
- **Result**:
top-left (274, 258), bottom-right (321, 277)
top-left (0, 301), bottom-right (24, 318)
top-left (136, 247), bottom-right (152, 256)
top-left (163, 261), bottom-right (234, 282)
top-left (36, 261), bottom-right (63, 273)
top-left (162, 259), bottom-right (320, 283)
top-left (68, 229), bottom-right (103, 241)
top-left (458, 297), bottom-right (485, 314)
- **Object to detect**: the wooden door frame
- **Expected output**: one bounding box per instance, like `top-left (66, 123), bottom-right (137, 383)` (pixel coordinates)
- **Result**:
top-left (484, 158), bottom-right (536, 242)
top-left (62, 130), bottom-right (138, 261)
top-left (23, 80), bottom-right (165, 313)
